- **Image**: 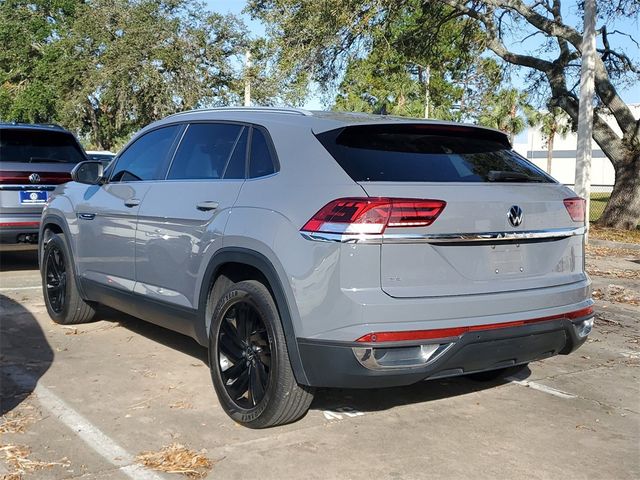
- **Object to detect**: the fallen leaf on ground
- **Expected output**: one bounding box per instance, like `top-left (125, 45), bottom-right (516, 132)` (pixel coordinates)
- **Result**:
top-left (587, 267), bottom-right (640, 280)
top-left (0, 444), bottom-right (69, 478)
top-left (136, 443), bottom-right (214, 478)
top-left (0, 403), bottom-right (40, 434)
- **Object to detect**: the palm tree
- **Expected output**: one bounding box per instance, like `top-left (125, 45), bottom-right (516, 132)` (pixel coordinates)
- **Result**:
top-left (478, 88), bottom-right (535, 143)
top-left (535, 108), bottom-right (572, 174)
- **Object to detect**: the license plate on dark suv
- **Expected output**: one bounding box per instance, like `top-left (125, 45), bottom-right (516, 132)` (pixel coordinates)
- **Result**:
top-left (19, 190), bottom-right (48, 204)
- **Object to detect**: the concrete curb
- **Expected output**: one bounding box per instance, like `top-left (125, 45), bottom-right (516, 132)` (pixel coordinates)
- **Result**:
top-left (588, 238), bottom-right (640, 251)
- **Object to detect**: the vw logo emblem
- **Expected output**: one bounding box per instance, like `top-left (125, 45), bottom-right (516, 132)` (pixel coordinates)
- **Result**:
top-left (29, 173), bottom-right (41, 184)
top-left (508, 205), bottom-right (524, 227)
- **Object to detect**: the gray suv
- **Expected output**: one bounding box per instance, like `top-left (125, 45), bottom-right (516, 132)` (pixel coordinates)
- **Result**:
top-left (39, 107), bottom-right (593, 428)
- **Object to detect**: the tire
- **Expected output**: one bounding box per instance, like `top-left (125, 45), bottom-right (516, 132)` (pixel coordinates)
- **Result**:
top-left (41, 232), bottom-right (95, 325)
top-left (467, 363), bottom-right (529, 382)
top-left (208, 280), bottom-right (314, 428)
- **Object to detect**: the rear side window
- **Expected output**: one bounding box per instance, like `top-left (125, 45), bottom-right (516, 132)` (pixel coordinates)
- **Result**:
top-left (167, 123), bottom-right (245, 180)
top-left (111, 125), bottom-right (180, 182)
top-left (248, 128), bottom-right (277, 178)
top-left (316, 125), bottom-right (553, 183)
top-left (0, 129), bottom-right (85, 164)
top-left (223, 128), bottom-right (248, 179)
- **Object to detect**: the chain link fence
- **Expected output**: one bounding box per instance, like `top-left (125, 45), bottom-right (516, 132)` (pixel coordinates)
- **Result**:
top-left (564, 184), bottom-right (612, 223)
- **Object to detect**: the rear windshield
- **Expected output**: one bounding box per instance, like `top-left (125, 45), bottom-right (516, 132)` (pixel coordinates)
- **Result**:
top-left (316, 125), bottom-right (554, 183)
top-left (0, 128), bottom-right (86, 164)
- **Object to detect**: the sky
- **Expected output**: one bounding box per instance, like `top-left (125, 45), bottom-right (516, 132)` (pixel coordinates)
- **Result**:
top-left (206, 0), bottom-right (640, 110)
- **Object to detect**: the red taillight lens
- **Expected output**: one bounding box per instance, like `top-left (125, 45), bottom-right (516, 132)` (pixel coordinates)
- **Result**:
top-left (564, 197), bottom-right (585, 222)
top-left (355, 306), bottom-right (594, 343)
top-left (0, 171), bottom-right (72, 185)
top-left (301, 198), bottom-right (446, 234)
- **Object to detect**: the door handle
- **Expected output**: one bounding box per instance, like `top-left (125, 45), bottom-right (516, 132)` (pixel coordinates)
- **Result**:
top-left (124, 198), bottom-right (141, 208)
top-left (78, 213), bottom-right (95, 220)
top-left (196, 201), bottom-right (219, 212)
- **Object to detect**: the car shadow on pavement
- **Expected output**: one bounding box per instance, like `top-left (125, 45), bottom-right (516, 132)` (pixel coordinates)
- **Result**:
top-left (311, 366), bottom-right (532, 414)
top-left (0, 294), bottom-right (54, 415)
top-left (96, 306), bottom-right (209, 364)
top-left (0, 248), bottom-right (39, 272)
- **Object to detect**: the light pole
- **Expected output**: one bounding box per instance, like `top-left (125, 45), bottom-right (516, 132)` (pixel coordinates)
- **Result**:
top-left (244, 51), bottom-right (251, 107)
top-left (574, 0), bottom-right (596, 240)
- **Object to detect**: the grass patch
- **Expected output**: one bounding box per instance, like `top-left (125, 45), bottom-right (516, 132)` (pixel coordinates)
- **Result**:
top-left (589, 192), bottom-right (610, 223)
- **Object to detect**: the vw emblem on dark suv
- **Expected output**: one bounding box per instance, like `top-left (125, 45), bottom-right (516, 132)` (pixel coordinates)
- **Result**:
top-left (29, 173), bottom-right (41, 184)
top-left (508, 205), bottom-right (524, 227)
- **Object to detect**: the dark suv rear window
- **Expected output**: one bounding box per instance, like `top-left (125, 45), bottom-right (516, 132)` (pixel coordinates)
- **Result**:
top-left (0, 128), bottom-right (86, 164)
top-left (316, 124), bottom-right (553, 183)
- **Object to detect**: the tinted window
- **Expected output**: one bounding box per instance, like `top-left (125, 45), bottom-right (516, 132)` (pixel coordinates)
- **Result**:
top-left (168, 123), bottom-right (244, 180)
top-left (111, 125), bottom-right (180, 182)
top-left (248, 128), bottom-right (276, 178)
top-left (0, 128), bottom-right (85, 164)
top-left (223, 127), bottom-right (247, 179)
top-left (316, 125), bottom-right (553, 183)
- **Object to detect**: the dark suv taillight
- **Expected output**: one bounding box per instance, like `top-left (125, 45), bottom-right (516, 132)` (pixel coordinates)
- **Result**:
top-left (0, 171), bottom-right (72, 185)
top-left (301, 198), bottom-right (446, 235)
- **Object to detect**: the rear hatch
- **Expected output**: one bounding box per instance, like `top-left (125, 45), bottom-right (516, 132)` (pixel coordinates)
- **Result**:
top-left (315, 123), bottom-right (586, 298)
top-left (0, 126), bottom-right (85, 216)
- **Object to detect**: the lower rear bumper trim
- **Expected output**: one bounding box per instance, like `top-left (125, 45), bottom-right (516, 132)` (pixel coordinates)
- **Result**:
top-left (297, 318), bottom-right (589, 388)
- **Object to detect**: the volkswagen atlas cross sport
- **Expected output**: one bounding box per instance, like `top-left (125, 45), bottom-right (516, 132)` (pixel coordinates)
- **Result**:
top-left (1, 123), bottom-right (87, 245)
top-left (39, 107), bottom-right (593, 428)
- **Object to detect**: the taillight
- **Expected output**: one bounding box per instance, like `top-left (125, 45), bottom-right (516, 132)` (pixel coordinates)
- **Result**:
top-left (0, 171), bottom-right (72, 185)
top-left (301, 198), bottom-right (446, 234)
top-left (564, 197), bottom-right (585, 222)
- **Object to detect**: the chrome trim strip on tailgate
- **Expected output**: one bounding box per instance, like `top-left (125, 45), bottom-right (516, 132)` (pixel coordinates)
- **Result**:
top-left (301, 226), bottom-right (585, 244)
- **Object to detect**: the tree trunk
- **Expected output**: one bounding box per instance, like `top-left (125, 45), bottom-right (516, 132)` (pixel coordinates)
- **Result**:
top-left (596, 150), bottom-right (640, 229)
top-left (546, 132), bottom-right (554, 174)
top-left (86, 100), bottom-right (103, 150)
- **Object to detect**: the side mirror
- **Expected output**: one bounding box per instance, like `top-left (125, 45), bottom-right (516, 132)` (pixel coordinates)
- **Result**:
top-left (72, 161), bottom-right (104, 185)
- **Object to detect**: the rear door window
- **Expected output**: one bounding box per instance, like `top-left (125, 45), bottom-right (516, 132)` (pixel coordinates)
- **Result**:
top-left (110, 125), bottom-right (181, 182)
top-left (0, 129), bottom-right (85, 164)
top-left (316, 125), bottom-right (553, 183)
top-left (167, 123), bottom-right (245, 180)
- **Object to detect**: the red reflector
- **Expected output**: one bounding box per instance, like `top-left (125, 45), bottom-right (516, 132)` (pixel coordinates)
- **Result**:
top-left (301, 198), bottom-right (446, 234)
top-left (0, 221), bottom-right (40, 228)
top-left (564, 197), bottom-right (585, 222)
top-left (0, 171), bottom-right (71, 185)
top-left (356, 306), bottom-right (594, 343)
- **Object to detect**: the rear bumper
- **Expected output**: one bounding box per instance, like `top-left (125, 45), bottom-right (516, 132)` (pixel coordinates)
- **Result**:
top-left (297, 312), bottom-right (592, 388)
top-left (0, 215), bottom-right (41, 244)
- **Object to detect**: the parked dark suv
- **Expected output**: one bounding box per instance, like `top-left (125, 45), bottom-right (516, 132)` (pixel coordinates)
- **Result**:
top-left (0, 123), bottom-right (87, 244)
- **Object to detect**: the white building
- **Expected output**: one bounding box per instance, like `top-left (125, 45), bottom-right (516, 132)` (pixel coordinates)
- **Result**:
top-left (513, 103), bottom-right (640, 188)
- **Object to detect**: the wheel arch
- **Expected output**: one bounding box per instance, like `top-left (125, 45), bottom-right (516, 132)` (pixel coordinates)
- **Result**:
top-left (197, 247), bottom-right (310, 385)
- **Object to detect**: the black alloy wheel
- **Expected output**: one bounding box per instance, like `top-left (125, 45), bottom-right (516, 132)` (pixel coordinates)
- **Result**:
top-left (217, 301), bottom-right (272, 409)
top-left (208, 280), bottom-right (315, 428)
top-left (44, 244), bottom-right (66, 314)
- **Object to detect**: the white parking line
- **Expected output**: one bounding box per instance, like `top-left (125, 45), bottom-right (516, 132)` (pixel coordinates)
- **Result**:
top-left (505, 376), bottom-right (576, 399)
top-left (0, 285), bottom-right (41, 292)
top-left (3, 367), bottom-right (165, 480)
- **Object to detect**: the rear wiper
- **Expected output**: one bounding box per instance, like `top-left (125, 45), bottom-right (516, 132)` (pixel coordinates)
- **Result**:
top-left (29, 157), bottom-right (68, 163)
top-left (487, 170), bottom-right (543, 182)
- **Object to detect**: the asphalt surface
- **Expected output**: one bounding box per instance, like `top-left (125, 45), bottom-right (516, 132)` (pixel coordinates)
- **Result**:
top-left (1, 245), bottom-right (639, 479)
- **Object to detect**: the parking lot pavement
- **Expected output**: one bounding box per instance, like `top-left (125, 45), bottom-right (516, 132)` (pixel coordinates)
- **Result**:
top-left (1, 247), bottom-right (639, 480)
